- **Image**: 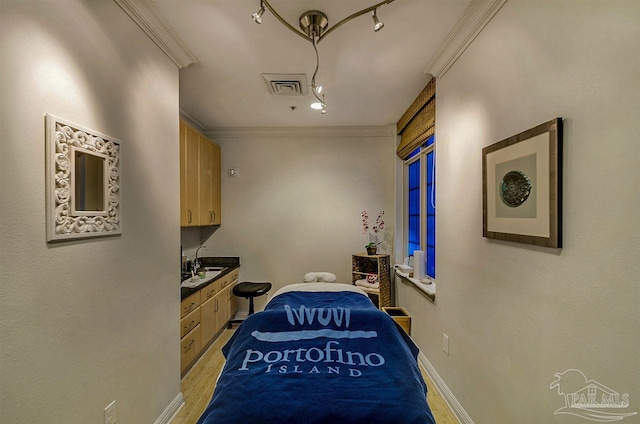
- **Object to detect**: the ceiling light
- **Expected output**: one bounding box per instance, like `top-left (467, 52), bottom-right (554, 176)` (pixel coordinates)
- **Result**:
top-left (253, 0), bottom-right (395, 113)
top-left (372, 9), bottom-right (385, 32)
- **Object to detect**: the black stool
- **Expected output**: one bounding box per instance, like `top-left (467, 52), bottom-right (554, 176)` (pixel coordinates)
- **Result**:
top-left (229, 281), bottom-right (272, 327)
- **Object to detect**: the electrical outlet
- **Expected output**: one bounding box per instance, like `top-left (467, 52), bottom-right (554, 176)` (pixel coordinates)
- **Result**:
top-left (443, 333), bottom-right (449, 355)
top-left (104, 400), bottom-right (116, 424)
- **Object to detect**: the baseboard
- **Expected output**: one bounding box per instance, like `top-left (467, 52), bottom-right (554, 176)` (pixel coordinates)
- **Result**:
top-left (418, 352), bottom-right (475, 424)
top-left (155, 392), bottom-right (184, 424)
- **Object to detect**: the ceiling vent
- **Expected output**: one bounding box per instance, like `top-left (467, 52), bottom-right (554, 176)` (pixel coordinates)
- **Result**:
top-left (262, 73), bottom-right (308, 96)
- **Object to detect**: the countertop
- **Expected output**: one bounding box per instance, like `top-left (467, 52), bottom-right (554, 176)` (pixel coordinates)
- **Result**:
top-left (181, 256), bottom-right (240, 300)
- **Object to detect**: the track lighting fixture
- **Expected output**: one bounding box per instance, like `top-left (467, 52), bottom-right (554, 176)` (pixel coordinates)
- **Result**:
top-left (252, 2), bottom-right (265, 24)
top-left (252, 0), bottom-right (395, 113)
top-left (372, 9), bottom-right (384, 32)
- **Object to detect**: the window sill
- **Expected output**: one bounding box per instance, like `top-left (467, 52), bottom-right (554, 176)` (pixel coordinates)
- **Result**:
top-left (395, 271), bottom-right (436, 302)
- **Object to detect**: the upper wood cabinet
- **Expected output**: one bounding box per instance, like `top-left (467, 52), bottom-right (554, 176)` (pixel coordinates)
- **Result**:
top-left (180, 120), bottom-right (221, 227)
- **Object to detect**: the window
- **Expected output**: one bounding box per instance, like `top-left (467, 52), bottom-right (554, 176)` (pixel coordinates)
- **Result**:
top-left (404, 135), bottom-right (435, 279)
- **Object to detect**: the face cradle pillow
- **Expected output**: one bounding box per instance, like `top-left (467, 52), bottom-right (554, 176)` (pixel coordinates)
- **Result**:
top-left (303, 272), bottom-right (337, 283)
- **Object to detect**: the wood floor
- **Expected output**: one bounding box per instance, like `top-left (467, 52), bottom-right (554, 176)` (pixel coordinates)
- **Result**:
top-left (170, 329), bottom-right (459, 424)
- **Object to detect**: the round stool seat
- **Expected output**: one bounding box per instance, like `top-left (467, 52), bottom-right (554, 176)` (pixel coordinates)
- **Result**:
top-left (231, 282), bottom-right (272, 318)
top-left (233, 282), bottom-right (272, 298)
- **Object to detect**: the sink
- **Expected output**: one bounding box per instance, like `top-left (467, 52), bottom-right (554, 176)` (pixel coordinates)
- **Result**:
top-left (202, 266), bottom-right (226, 272)
top-left (180, 267), bottom-right (227, 288)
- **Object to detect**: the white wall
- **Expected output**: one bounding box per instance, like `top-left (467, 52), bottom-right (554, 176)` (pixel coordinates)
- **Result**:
top-left (0, 1), bottom-right (181, 423)
top-left (183, 127), bottom-right (397, 311)
top-left (396, 0), bottom-right (640, 423)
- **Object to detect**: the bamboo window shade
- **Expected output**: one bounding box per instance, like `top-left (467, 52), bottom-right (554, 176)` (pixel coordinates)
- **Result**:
top-left (396, 78), bottom-right (436, 160)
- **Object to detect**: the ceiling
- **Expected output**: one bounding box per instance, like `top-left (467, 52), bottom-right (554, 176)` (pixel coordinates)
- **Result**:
top-left (148, 0), bottom-right (472, 129)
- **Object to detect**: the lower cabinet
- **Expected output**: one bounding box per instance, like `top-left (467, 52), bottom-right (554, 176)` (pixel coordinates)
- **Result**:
top-left (180, 324), bottom-right (201, 372)
top-left (180, 268), bottom-right (239, 376)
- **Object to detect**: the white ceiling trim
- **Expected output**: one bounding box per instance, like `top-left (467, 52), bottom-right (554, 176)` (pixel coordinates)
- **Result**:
top-left (179, 109), bottom-right (205, 133)
top-left (424, 0), bottom-right (508, 78)
top-left (205, 125), bottom-right (397, 140)
top-left (114, 0), bottom-right (198, 69)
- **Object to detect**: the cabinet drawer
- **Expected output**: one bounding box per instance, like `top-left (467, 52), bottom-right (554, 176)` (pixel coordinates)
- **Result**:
top-left (181, 291), bottom-right (201, 318)
top-left (180, 307), bottom-right (201, 338)
top-left (180, 324), bottom-right (201, 373)
top-left (219, 274), bottom-right (230, 289)
top-left (229, 269), bottom-right (239, 282)
top-left (200, 283), bottom-right (218, 302)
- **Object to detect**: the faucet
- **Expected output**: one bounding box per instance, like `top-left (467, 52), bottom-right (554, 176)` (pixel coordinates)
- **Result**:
top-left (193, 245), bottom-right (207, 272)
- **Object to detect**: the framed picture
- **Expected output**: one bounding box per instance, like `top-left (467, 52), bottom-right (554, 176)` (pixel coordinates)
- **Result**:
top-left (482, 118), bottom-right (562, 248)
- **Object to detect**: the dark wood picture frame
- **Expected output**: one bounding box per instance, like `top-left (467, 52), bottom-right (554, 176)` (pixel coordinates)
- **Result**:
top-left (482, 118), bottom-right (563, 248)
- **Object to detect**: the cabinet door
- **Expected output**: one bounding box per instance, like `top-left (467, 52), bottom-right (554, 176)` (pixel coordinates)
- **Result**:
top-left (180, 325), bottom-right (201, 374)
top-left (221, 285), bottom-right (231, 328)
top-left (211, 141), bottom-right (221, 225)
top-left (212, 289), bottom-right (228, 335)
top-left (180, 123), bottom-right (200, 227)
top-left (197, 137), bottom-right (221, 226)
top-left (200, 295), bottom-right (217, 347)
top-left (198, 137), bottom-right (214, 225)
top-left (229, 281), bottom-right (239, 320)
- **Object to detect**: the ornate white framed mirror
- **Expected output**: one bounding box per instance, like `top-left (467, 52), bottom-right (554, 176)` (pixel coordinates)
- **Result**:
top-left (45, 114), bottom-right (121, 242)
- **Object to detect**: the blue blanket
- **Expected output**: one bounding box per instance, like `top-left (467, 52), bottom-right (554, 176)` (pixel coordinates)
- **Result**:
top-left (197, 291), bottom-right (436, 424)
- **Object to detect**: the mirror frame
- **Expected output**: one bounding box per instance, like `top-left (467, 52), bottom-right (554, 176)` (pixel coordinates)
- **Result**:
top-left (45, 114), bottom-right (122, 242)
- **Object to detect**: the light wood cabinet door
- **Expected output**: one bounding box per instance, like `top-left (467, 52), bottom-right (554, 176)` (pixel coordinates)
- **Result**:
top-left (180, 122), bottom-right (200, 227)
top-left (198, 138), bottom-right (221, 225)
top-left (229, 281), bottom-right (239, 320)
top-left (211, 141), bottom-right (221, 224)
top-left (180, 325), bottom-right (201, 373)
top-left (213, 289), bottom-right (229, 336)
top-left (199, 295), bottom-right (217, 347)
top-left (180, 119), bottom-right (221, 227)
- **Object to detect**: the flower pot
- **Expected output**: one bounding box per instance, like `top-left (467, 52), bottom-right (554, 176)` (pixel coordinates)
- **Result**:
top-left (366, 246), bottom-right (377, 255)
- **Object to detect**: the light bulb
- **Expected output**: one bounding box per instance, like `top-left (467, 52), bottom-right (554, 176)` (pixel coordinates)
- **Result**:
top-left (252, 7), bottom-right (265, 24)
top-left (372, 10), bottom-right (384, 32)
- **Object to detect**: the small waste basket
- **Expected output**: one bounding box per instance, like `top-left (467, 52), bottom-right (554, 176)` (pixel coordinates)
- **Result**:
top-left (382, 307), bottom-right (411, 335)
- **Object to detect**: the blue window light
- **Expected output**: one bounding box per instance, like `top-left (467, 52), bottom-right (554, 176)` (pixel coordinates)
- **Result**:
top-left (405, 135), bottom-right (435, 279)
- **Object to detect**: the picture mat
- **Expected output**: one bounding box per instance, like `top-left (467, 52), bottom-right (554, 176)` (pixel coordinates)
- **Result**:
top-left (494, 153), bottom-right (537, 219)
top-left (486, 132), bottom-right (550, 237)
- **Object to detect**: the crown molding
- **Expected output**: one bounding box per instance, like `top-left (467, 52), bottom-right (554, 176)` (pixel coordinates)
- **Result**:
top-left (424, 0), bottom-right (508, 78)
top-left (179, 109), bottom-right (205, 132)
top-left (204, 125), bottom-right (397, 140)
top-left (114, 0), bottom-right (198, 69)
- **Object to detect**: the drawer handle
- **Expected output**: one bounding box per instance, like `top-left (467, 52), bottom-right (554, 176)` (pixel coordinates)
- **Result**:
top-left (207, 290), bottom-right (214, 298)
top-left (184, 302), bottom-right (195, 311)
top-left (212, 211), bottom-right (216, 223)
top-left (183, 321), bottom-right (195, 332)
top-left (210, 211), bottom-right (213, 223)
top-left (188, 209), bottom-right (192, 224)
top-left (184, 340), bottom-right (195, 351)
